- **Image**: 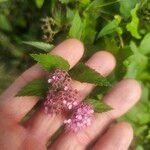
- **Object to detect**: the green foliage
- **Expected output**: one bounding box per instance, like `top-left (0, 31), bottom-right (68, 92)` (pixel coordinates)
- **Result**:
top-left (124, 41), bottom-right (148, 78)
top-left (35, 0), bottom-right (44, 8)
top-left (17, 78), bottom-right (48, 97)
top-left (98, 15), bottom-right (122, 37)
top-left (126, 4), bottom-right (141, 39)
top-left (119, 0), bottom-right (139, 19)
top-left (139, 32), bottom-right (150, 55)
top-left (69, 63), bottom-right (110, 86)
top-left (86, 98), bottom-right (111, 112)
top-left (31, 54), bottom-right (70, 71)
top-left (0, 14), bottom-right (12, 31)
top-left (69, 11), bottom-right (83, 39)
top-left (23, 41), bottom-right (54, 52)
top-left (0, 0), bottom-right (150, 149)
top-left (0, 0), bottom-right (8, 3)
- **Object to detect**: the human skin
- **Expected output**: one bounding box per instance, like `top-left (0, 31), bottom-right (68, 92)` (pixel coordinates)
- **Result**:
top-left (0, 39), bottom-right (141, 150)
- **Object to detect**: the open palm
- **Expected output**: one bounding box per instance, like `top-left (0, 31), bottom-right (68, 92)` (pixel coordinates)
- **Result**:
top-left (0, 39), bottom-right (141, 150)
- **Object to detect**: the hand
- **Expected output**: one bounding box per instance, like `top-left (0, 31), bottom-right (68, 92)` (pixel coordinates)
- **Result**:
top-left (0, 39), bottom-right (141, 150)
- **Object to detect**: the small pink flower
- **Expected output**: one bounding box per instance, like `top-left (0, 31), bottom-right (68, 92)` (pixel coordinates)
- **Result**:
top-left (64, 102), bottom-right (94, 132)
top-left (48, 69), bottom-right (71, 90)
top-left (44, 89), bottom-right (80, 115)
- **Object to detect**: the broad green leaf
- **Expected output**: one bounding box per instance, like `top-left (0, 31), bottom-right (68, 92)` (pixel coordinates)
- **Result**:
top-left (119, 0), bottom-right (138, 19)
top-left (98, 15), bottom-right (122, 37)
top-left (35, 0), bottom-right (44, 8)
top-left (124, 41), bottom-right (148, 78)
top-left (0, 14), bottom-right (12, 31)
top-left (31, 53), bottom-right (70, 71)
top-left (126, 4), bottom-right (141, 39)
top-left (69, 63), bottom-right (110, 86)
top-left (86, 98), bottom-right (111, 112)
top-left (17, 78), bottom-right (48, 97)
top-left (23, 41), bottom-right (54, 52)
top-left (69, 11), bottom-right (83, 39)
top-left (139, 33), bottom-right (150, 55)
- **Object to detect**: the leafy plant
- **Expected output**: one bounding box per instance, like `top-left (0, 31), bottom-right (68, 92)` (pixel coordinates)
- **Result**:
top-left (0, 0), bottom-right (150, 149)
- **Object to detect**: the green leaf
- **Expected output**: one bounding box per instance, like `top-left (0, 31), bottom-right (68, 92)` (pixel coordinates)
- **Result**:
top-left (98, 15), bottom-right (122, 38)
top-left (69, 63), bottom-right (110, 86)
top-left (17, 78), bottom-right (48, 97)
top-left (124, 41), bottom-right (148, 78)
top-left (124, 100), bottom-right (150, 124)
top-left (139, 32), bottom-right (150, 55)
top-left (23, 41), bottom-right (54, 52)
top-left (59, 0), bottom-right (71, 4)
top-left (35, 0), bottom-right (44, 8)
top-left (86, 98), bottom-right (111, 112)
top-left (0, 0), bottom-right (8, 3)
top-left (0, 14), bottom-right (12, 31)
top-left (69, 11), bottom-right (83, 39)
top-left (119, 0), bottom-right (138, 19)
top-left (126, 4), bottom-right (141, 39)
top-left (85, 0), bottom-right (119, 19)
top-left (31, 53), bottom-right (70, 71)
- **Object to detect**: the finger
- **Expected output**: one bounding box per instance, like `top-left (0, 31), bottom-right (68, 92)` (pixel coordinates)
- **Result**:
top-left (26, 51), bottom-right (116, 143)
top-left (0, 39), bottom-right (84, 122)
top-left (50, 79), bottom-right (141, 150)
top-left (92, 122), bottom-right (133, 150)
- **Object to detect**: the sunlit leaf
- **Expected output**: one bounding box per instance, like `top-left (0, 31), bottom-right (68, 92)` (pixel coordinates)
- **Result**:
top-left (126, 4), bottom-right (141, 39)
top-left (69, 11), bottom-right (83, 39)
top-left (139, 32), bottom-right (150, 55)
top-left (35, 0), bottom-right (44, 8)
top-left (23, 41), bottom-right (54, 52)
top-left (31, 53), bottom-right (70, 71)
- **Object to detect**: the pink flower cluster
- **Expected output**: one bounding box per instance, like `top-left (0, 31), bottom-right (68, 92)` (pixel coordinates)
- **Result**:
top-left (48, 69), bottom-right (71, 90)
top-left (44, 69), bottom-right (94, 132)
top-left (44, 89), bottom-right (80, 114)
top-left (64, 102), bottom-right (94, 132)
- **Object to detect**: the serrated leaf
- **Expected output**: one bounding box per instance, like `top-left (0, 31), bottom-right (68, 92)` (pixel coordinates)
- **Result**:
top-left (17, 78), bottom-right (48, 97)
top-left (23, 41), bottom-right (54, 52)
top-left (31, 53), bottom-right (70, 71)
top-left (139, 32), bottom-right (150, 55)
top-left (69, 11), bottom-right (83, 39)
top-left (69, 63), bottom-right (110, 86)
top-left (86, 98), bottom-right (111, 112)
top-left (126, 4), bottom-right (141, 39)
top-left (35, 0), bottom-right (44, 8)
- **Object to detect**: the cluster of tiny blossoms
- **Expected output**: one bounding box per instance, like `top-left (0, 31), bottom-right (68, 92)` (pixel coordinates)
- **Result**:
top-left (64, 102), bottom-right (94, 132)
top-left (44, 89), bottom-right (79, 114)
top-left (47, 69), bottom-right (71, 91)
top-left (44, 69), bottom-right (94, 132)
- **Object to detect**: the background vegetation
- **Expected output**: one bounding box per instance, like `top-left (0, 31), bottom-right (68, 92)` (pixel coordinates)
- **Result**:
top-left (0, 0), bottom-right (150, 149)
